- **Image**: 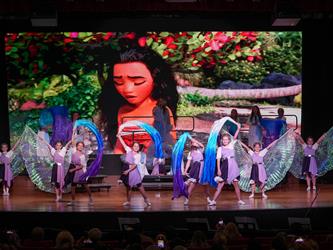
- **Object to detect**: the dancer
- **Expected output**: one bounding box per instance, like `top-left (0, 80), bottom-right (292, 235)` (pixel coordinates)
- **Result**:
top-left (276, 108), bottom-right (287, 136)
top-left (65, 141), bottom-right (93, 205)
top-left (295, 132), bottom-right (327, 191)
top-left (117, 133), bottom-right (151, 207)
top-left (183, 137), bottom-right (210, 205)
top-left (41, 140), bottom-right (72, 201)
top-left (241, 140), bottom-right (277, 199)
top-left (209, 125), bottom-right (245, 206)
top-left (247, 105), bottom-right (264, 146)
top-left (0, 141), bottom-right (20, 196)
top-left (151, 157), bottom-right (166, 176)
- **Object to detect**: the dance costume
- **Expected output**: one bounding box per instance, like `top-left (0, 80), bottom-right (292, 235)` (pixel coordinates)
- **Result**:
top-left (0, 151), bottom-right (14, 188)
top-left (151, 158), bottom-right (166, 175)
top-left (302, 143), bottom-right (318, 177)
top-left (65, 148), bottom-right (87, 186)
top-left (215, 140), bottom-right (240, 184)
top-left (120, 146), bottom-right (148, 188)
top-left (50, 147), bottom-right (67, 190)
top-left (186, 149), bottom-right (204, 183)
top-left (249, 149), bottom-right (268, 186)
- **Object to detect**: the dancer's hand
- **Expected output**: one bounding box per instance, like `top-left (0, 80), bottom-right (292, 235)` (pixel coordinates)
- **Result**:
top-left (217, 170), bottom-right (222, 176)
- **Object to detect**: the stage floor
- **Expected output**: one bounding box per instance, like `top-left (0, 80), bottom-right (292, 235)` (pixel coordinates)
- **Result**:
top-left (1, 176), bottom-right (333, 213)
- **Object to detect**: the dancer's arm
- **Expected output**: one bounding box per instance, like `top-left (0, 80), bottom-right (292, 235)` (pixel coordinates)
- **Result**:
top-left (190, 138), bottom-right (204, 149)
top-left (216, 147), bottom-right (222, 176)
top-left (316, 132), bottom-right (327, 145)
top-left (295, 133), bottom-right (305, 145)
top-left (123, 164), bottom-right (138, 175)
top-left (240, 141), bottom-right (251, 153)
top-left (184, 152), bottom-right (192, 174)
top-left (65, 139), bottom-right (72, 149)
top-left (71, 154), bottom-right (86, 172)
top-left (117, 133), bottom-right (131, 152)
top-left (233, 122), bottom-right (241, 139)
top-left (11, 136), bottom-right (22, 151)
top-left (265, 137), bottom-right (278, 150)
top-left (37, 134), bottom-right (54, 153)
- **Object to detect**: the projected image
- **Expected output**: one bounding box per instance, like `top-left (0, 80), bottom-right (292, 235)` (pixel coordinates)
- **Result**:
top-left (5, 32), bottom-right (302, 163)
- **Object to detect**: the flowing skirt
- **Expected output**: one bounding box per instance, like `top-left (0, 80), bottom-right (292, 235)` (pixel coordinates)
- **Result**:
top-left (64, 164), bottom-right (87, 187)
top-left (302, 156), bottom-right (318, 176)
top-left (250, 163), bottom-right (267, 185)
top-left (51, 163), bottom-right (65, 190)
top-left (215, 158), bottom-right (240, 184)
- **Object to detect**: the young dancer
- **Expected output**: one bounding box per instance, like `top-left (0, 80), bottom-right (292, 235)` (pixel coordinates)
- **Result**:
top-left (117, 133), bottom-right (151, 207)
top-left (209, 124), bottom-right (245, 206)
top-left (0, 141), bottom-right (19, 196)
top-left (247, 106), bottom-right (265, 146)
top-left (295, 132), bottom-right (327, 191)
top-left (65, 141), bottom-right (93, 205)
top-left (183, 137), bottom-right (210, 205)
top-left (45, 140), bottom-right (71, 202)
top-left (241, 140), bottom-right (277, 199)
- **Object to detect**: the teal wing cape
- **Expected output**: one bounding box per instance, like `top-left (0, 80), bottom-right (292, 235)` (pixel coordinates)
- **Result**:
top-left (239, 129), bottom-right (297, 192)
top-left (289, 127), bottom-right (333, 179)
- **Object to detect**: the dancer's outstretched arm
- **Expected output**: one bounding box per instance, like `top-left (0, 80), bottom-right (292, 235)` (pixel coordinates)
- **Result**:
top-left (234, 122), bottom-right (241, 139)
top-left (190, 137), bottom-right (204, 149)
top-left (117, 133), bottom-right (128, 150)
top-left (240, 141), bottom-right (251, 152)
top-left (316, 131), bottom-right (327, 145)
top-left (295, 133), bottom-right (305, 145)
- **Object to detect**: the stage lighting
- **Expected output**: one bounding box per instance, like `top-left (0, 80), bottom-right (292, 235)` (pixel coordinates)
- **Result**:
top-left (272, 17), bottom-right (300, 26)
top-left (31, 14), bottom-right (57, 27)
top-left (272, 0), bottom-right (300, 26)
top-left (31, 0), bottom-right (58, 27)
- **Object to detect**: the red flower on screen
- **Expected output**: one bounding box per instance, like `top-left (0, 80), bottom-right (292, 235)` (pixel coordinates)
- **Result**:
top-left (123, 32), bottom-right (136, 40)
top-left (20, 100), bottom-right (46, 111)
top-left (247, 56), bottom-right (254, 62)
top-left (164, 36), bottom-right (174, 46)
top-left (167, 43), bottom-right (177, 50)
top-left (69, 32), bottom-right (78, 38)
top-left (138, 37), bottom-right (147, 47)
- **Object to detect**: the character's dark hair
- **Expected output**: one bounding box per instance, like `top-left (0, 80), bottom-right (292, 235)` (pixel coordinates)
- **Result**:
top-left (250, 105), bottom-right (262, 121)
top-left (76, 141), bottom-right (84, 147)
top-left (277, 107), bottom-right (284, 115)
top-left (253, 142), bottom-right (261, 148)
top-left (230, 108), bottom-right (238, 120)
top-left (98, 45), bottom-right (179, 149)
top-left (131, 142), bottom-right (143, 151)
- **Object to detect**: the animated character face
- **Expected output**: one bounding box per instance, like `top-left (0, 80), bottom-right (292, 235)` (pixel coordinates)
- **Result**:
top-left (113, 62), bottom-right (154, 106)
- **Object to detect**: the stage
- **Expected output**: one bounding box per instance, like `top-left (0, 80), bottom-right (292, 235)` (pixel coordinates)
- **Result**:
top-left (1, 176), bottom-right (333, 232)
